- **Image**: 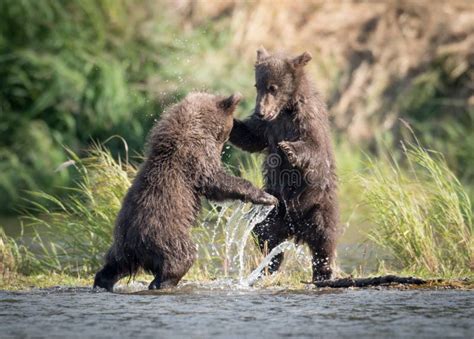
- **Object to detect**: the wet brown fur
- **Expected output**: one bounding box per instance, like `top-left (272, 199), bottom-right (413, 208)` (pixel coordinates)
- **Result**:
top-left (94, 92), bottom-right (277, 291)
top-left (230, 48), bottom-right (339, 281)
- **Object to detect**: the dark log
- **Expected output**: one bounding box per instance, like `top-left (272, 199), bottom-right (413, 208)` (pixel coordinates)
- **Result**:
top-left (311, 275), bottom-right (426, 288)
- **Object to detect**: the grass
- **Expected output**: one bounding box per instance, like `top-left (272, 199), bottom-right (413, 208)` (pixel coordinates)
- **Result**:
top-left (21, 145), bottom-right (134, 274)
top-left (361, 142), bottom-right (473, 278)
top-left (1, 228), bottom-right (23, 277)
top-left (0, 136), bottom-right (471, 291)
top-left (0, 227), bottom-right (39, 278)
top-left (0, 272), bottom-right (93, 291)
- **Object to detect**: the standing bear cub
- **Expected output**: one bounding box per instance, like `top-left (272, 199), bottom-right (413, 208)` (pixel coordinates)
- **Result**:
top-left (230, 47), bottom-right (339, 281)
top-left (94, 92), bottom-right (278, 291)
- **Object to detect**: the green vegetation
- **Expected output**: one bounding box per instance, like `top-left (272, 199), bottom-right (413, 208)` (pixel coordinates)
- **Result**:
top-left (0, 0), bottom-right (253, 214)
top-left (1, 1), bottom-right (473, 289)
top-left (399, 56), bottom-right (474, 188)
top-left (362, 143), bottom-right (473, 278)
top-left (1, 140), bottom-right (471, 290)
top-left (0, 271), bottom-right (93, 291)
top-left (3, 1), bottom-right (471, 216)
top-left (1, 228), bottom-right (28, 276)
top-left (1, 0), bottom-right (148, 212)
top-left (1, 226), bottom-right (41, 287)
top-left (21, 145), bottom-right (133, 274)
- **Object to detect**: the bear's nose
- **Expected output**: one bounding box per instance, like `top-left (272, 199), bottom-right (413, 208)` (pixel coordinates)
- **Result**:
top-left (255, 103), bottom-right (264, 117)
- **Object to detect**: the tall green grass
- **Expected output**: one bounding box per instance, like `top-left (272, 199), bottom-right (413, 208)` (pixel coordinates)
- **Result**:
top-left (361, 143), bottom-right (473, 277)
top-left (13, 139), bottom-right (474, 282)
top-left (22, 145), bottom-right (134, 273)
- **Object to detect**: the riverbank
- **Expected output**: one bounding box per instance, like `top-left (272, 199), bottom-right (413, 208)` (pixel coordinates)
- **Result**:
top-left (2, 273), bottom-right (473, 292)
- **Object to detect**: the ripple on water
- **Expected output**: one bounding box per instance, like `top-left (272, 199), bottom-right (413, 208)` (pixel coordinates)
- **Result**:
top-left (0, 286), bottom-right (473, 338)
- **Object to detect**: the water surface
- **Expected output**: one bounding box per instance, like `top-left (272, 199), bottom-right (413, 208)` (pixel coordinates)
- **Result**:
top-left (1, 285), bottom-right (472, 338)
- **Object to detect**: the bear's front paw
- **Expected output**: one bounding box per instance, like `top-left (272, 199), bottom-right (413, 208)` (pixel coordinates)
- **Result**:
top-left (278, 141), bottom-right (298, 165)
top-left (258, 192), bottom-right (279, 206)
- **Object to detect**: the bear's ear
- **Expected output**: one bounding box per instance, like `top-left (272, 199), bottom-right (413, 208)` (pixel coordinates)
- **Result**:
top-left (218, 93), bottom-right (243, 113)
top-left (289, 51), bottom-right (312, 69)
top-left (256, 46), bottom-right (270, 62)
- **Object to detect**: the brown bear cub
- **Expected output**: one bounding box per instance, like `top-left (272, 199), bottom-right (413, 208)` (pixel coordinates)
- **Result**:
top-left (230, 47), bottom-right (339, 281)
top-left (94, 92), bottom-right (278, 291)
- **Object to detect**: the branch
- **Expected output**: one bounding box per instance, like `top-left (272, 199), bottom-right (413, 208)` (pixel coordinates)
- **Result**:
top-left (309, 275), bottom-right (426, 288)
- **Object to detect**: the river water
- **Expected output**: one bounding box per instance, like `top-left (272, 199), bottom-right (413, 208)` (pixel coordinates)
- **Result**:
top-left (1, 206), bottom-right (473, 338)
top-left (1, 285), bottom-right (472, 338)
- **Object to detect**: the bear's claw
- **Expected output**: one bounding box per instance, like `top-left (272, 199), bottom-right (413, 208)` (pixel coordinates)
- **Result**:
top-left (279, 141), bottom-right (298, 165)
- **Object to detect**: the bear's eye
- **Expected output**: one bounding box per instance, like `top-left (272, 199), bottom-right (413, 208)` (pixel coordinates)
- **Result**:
top-left (268, 84), bottom-right (278, 94)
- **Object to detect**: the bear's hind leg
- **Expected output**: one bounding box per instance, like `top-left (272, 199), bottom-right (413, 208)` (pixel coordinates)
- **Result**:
top-left (147, 245), bottom-right (195, 290)
top-left (306, 227), bottom-right (336, 282)
top-left (309, 243), bottom-right (333, 281)
top-left (94, 258), bottom-right (127, 292)
top-left (307, 204), bottom-right (338, 282)
top-left (148, 271), bottom-right (162, 290)
top-left (253, 208), bottom-right (288, 275)
top-left (159, 255), bottom-right (194, 289)
top-left (145, 255), bottom-right (164, 290)
top-left (156, 267), bottom-right (191, 290)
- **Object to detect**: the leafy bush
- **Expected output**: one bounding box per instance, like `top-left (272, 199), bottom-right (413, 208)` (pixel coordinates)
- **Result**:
top-left (0, 0), bottom-right (159, 212)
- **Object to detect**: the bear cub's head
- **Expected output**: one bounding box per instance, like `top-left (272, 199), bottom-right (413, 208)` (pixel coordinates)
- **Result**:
top-left (147, 92), bottom-right (242, 160)
top-left (175, 92), bottom-right (242, 149)
top-left (180, 92), bottom-right (242, 147)
top-left (254, 46), bottom-right (312, 121)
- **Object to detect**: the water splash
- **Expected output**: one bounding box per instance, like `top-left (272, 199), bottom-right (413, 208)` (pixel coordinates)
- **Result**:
top-left (241, 241), bottom-right (296, 287)
top-left (197, 201), bottom-right (310, 288)
top-left (200, 202), bottom-right (273, 277)
top-left (236, 205), bottom-right (274, 282)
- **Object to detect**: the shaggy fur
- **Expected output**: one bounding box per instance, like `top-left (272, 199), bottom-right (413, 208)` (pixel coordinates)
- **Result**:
top-left (229, 48), bottom-right (339, 281)
top-left (94, 92), bottom-right (277, 291)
